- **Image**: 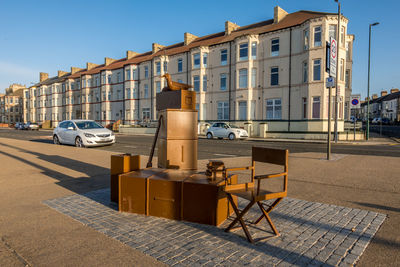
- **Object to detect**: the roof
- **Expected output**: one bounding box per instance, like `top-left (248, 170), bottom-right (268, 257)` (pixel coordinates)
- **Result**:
top-left (361, 91), bottom-right (400, 106)
top-left (31, 10), bottom-right (337, 87)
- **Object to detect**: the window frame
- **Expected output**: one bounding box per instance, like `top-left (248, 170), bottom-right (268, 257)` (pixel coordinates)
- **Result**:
top-left (239, 43), bottom-right (248, 61)
top-left (270, 67), bottom-right (279, 86)
top-left (271, 38), bottom-right (280, 57)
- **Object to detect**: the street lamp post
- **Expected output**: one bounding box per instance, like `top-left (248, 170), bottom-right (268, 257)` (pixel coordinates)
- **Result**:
top-left (366, 22), bottom-right (380, 140)
top-left (334, 0), bottom-right (341, 143)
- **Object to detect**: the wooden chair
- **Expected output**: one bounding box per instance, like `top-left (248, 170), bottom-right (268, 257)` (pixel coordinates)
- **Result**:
top-left (223, 146), bottom-right (288, 243)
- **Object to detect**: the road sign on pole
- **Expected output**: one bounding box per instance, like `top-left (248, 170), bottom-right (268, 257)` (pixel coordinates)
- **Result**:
top-left (350, 94), bottom-right (361, 109)
top-left (326, 77), bottom-right (335, 88)
top-left (330, 37), bottom-right (337, 78)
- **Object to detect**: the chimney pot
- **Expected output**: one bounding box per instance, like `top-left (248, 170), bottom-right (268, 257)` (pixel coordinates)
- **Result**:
top-left (39, 72), bottom-right (49, 82)
top-left (390, 88), bottom-right (399, 94)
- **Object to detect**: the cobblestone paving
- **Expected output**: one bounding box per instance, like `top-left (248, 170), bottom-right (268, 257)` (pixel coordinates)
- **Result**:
top-left (43, 189), bottom-right (386, 266)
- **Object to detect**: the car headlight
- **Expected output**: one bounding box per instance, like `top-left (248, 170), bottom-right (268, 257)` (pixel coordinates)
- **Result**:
top-left (110, 131), bottom-right (114, 136)
top-left (84, 133), bottom-right (95, 138)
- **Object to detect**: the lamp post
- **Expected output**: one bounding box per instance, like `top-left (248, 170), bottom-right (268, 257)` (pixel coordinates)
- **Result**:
top-left (366, 22), bottom-right (380, 140)
top-left (334, 0), bottom-right (340, 143)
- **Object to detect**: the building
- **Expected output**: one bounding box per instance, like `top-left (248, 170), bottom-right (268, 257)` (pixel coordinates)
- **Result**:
top-left (360, 89), bottom-right (400, 122)
top-left (23, 6), bottom-right (354, 138)
top-left (0, 84), bottom-right (25, 124)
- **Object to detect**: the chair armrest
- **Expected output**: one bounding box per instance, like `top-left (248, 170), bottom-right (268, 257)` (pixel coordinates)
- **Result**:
top-left (225, 166), bottom-right (254, 172)
top-left (254, 172), bottom-right (287, 180)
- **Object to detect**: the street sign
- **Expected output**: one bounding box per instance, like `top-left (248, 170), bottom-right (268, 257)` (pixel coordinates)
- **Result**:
top-left (350, 94), bottom-right (361, 109)
top-left (330, 37), bottom-right (337, 78)
top-left (326, 77), bottom-right (335, 88)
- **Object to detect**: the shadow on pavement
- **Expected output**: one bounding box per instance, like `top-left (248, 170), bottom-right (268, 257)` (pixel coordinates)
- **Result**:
top-left (0, 142), bottom-right (111, 205)
top-left (353, 202), bottom-right (400, 213)
top-left (29, 139), bottom-right (54, 144)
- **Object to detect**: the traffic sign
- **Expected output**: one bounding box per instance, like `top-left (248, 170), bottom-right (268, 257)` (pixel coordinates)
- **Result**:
top-left (350, 94), bottom-right (361, 109)
top-left (330, 37), bottom-right (337, 78)
top-left (326, 77), bottom-right (335, 88)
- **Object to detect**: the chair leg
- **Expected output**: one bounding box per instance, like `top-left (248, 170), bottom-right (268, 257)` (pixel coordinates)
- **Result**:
top-left (253, 198), bottom-right (282, 225)
top-left (225, 194), bottom-right (255, 243)
top-left (257, 202), bottom-right (280, 236)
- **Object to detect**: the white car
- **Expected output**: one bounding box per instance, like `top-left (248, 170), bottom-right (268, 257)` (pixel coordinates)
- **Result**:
top-left (206, 122), bottom-right (248, 140)
top-left (53, 120), bottom-right (115, 147)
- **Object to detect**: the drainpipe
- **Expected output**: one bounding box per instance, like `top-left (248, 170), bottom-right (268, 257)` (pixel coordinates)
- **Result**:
top-left (150, 59), bottom-right (154, 121)
top-left (229, 41), bottom-right (232, 121)
top-left (122, 67), bottom-right (125, 124)
top-left (288, 28), bottom-right (292, 132)
top-left (137, 64), bottom-right (140, 125)
top-left (186, 51), bottom-right (189, 83)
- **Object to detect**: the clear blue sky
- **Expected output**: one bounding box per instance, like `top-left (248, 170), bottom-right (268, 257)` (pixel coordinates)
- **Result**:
top-left (0, 0), bottom-right (398, 99)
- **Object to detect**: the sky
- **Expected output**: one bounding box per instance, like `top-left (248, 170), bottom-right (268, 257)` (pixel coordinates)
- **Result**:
top-left (0, 0), bottom-right (399, 99)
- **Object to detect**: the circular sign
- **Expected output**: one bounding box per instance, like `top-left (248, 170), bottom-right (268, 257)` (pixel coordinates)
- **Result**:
top-left (331, 39), bottom-right (337, 59)
top-left (351, 99), bottom-right (359, 105)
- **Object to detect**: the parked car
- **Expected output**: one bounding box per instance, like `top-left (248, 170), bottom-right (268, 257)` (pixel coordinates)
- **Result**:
top-left (14, 122), bottom-right (24, 130)
top-left (53, 120), bottom-right (115, 147)
top-left (206, 122), bottom-right (249, 140)
top-left (24, 122), bottom-right (39, 131)
top-left (371, 118), bottom-right (381, 124)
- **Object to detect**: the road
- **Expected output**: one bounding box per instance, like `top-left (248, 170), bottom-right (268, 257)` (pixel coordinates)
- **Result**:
top-left (1, 128), bottom-right (399, 158)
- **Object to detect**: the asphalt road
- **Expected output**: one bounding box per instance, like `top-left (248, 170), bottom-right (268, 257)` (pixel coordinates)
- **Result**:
top-left (1, 128), bottom-right (399, 159)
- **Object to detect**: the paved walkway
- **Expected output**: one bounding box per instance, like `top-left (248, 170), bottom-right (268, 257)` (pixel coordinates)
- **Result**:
top-left (44, 189), bottom-right (385, 267)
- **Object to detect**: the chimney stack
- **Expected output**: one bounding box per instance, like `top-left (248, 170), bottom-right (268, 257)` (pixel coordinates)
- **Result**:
top-left (105, 57), bottom-right (117, 66)
top-left (184, 32), bottom-right (198, 45)
top-left (126, 51), bottom-right (139, 59)
top-left (71, 67), bottom-right (84, 74)
top-left (86, 62), bottom-right (99, 70)
top-left (390, 88), bottom-right (399, 94)
top-left (274, 6), bottom-right (288, 24)
top-left (381, 90), bottom-right (388, 97)
top-left (58, 70), bottom-right (68, 77)
top-left (39, 72), bottom-right (49, 82)
top-left (372, 94), bottom-right (378, 99)
top-left (225, 21), bottom-right (239, 35)
top-left (152, 43), bottom-right (165, 54)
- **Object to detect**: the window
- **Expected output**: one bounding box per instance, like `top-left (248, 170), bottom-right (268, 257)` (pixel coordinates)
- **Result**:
top-left (178, 79), bottom-right (182, 83)
top-left (193, 53), bottom-right (200, 68)
top-left (144, 84), bottom-right (149, 98)
top-left (239, 69), bottom-right (248, 88)
top-left (312, 96), bottom-right (320, 119)
top-left (144, 66), bottom-right (149, 78)
top-left (251, 68), bottom-right (257, 88)
top-left (346, 42), bottom-right (350, 60)
top-left (220, 49), bottom-right (227, 65)
top-left (220, 74), bottom-right (227, 90)
top-left (107, 75), bottom-right (111, 84)
top-left (345, 69), bottom-right (350, 89)
top-left (196, 103), bottom-right (200, 120)
top-left (203, 53), bottom-right (208, 68)
top-left (202, 103), bottom-right (207, 120)
top-left (250, 100), bottom-right (256, 120)
top-left (251, 42), bottom-right (257, 60)
top-left (142, 108), bottom-right (150, 121)
top-left (156, 81), bottom-right (161, 93)
top-left (303, 61), bottom-right (308, 83)
top-left (341, 26), bottom-right (345, 46)
top-left (133, 69), bottom-right (137, 80)
top-left (125, 69), bottom-right (131, 80)
top-left (266, 98), bottom-right (281, 119)
top-left (126, 88), bottom-right (131, 99)
top-left (133, 88), bottom-right (138, 98)
top-left (313, 59), bottom-right (321, 81)
top-left (239, 43), bottom-right (248, 61)
top-left (271, 67), bottom-right (279, 86)
top-left (193, 76), bottom-right (200, 92)
top-left (302, 97), bottom-right (307, 119)
top-left (238, 101), bottom-right (247, 120)
top-left (163, 61), bottom-right (168, 72)
top-left (117, 72), bottom-right (121, 83)
top-left (101, 74), bottom-right (106, 84)
top-left (217, 101), bottom-right (229, 120)
top-left (340, 59), bottom-right (345, 81)
top-left (271, 38), bottom-right (279, 56)
top-left (329, 25), bottom-right (337, 40)
top-left (178, 59), bottom-right (183, 72)
top-left (156, 62), bottom-right (161, 75)
top-left (203, 75), bottom-right (207, 92)
top-left (314, 26), bottom-right (322, 47)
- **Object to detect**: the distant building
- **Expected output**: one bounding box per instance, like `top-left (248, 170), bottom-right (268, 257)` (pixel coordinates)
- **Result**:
top-left (23, 6), bottom-right (355, 139)
top-left (0, 84), bottom-right (25, 124)
top-left (360, 89), bottom-right (400, 122)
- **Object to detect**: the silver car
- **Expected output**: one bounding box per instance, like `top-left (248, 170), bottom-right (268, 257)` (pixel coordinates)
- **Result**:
top-left (206, 122), bottom-right (248, 140)
top-left (53, 120), bottom-right (115, 147)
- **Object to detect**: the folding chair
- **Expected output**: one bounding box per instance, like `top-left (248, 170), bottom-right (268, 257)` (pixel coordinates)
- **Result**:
top-left (223, 146), bottom-right (288, 243)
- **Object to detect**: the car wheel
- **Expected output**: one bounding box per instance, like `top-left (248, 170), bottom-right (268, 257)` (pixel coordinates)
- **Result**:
top-left (53, 135), bottom-right (60, 145)
top-left (206, 132), bottom-right (213, 139)
top-left (75, 136), bottom-right (84, 148)
top-left (228, 133), bottom-right (236, 140)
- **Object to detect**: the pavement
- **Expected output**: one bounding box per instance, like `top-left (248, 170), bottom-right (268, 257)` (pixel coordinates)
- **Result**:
top-left (0, 137), bottom-right (399, 266)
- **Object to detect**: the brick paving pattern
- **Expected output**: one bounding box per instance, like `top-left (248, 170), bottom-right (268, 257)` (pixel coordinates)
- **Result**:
top-left (43, 189), bottom-right (385, 266)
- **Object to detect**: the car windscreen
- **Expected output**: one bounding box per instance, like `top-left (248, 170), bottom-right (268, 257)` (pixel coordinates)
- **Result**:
top-left (75, 121), bottom-right (103, 129)
top-left (228, 124), bottom-right (240, 128)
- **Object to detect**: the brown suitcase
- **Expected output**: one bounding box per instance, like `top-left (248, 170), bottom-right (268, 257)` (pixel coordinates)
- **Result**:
top-left (110, 154), bottom-right (140, 203)
top-left (182, 174), bottom-right (238, 226)
top-left (158, 109), bottom-right (198, 140)
top-left (156, 90), bottom-right (196, 111)
top-left (157, 139), bottom-right (198, 170)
